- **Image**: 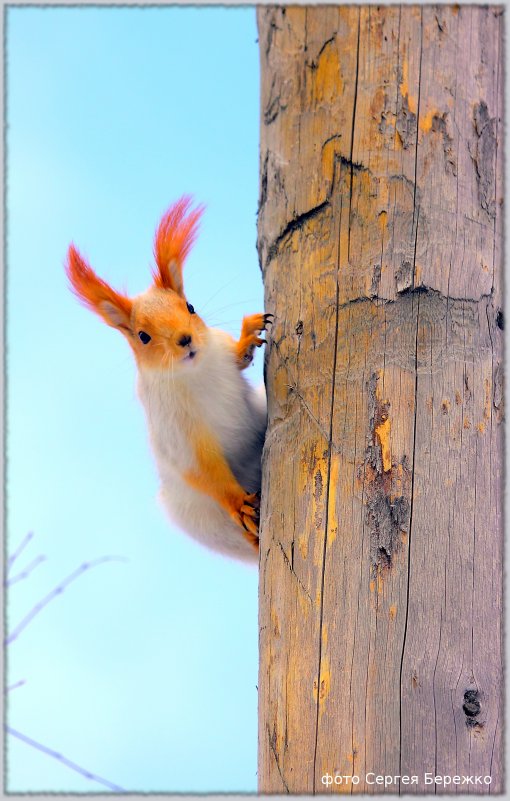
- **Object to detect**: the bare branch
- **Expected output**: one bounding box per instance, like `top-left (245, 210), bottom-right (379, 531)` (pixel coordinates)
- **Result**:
top-left (6, 726), bottom-right (125, 792)
top-left (6, 555), bottom-right (47, 587)
top-left (5, 556), bottom-right (127, 647)
top-left (5, 679), bottom-right (26, 694)
top-left (7, 532), bottom-right (34, 575)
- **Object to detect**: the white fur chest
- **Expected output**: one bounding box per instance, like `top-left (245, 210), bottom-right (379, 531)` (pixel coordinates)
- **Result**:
top-left (136, 328), bottom-right (266, 484)
top-left (135, 327), bottom-right (266, 561)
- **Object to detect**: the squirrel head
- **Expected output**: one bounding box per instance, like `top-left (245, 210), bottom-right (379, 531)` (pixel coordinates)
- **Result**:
top-left (65, 197), bottom-right (208, 370)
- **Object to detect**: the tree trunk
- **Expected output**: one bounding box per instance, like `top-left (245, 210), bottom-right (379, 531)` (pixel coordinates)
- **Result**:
top-left (257, 5), bottom-right (503, 794)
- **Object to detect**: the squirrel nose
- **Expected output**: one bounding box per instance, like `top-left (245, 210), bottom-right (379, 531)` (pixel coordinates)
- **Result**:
top-left (178, 334), bottom-right (192, 348)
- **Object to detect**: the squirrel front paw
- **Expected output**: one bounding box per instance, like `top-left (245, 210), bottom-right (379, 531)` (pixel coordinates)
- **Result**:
top-left (243, 313), bottom-right (273, 338)
top-left (230, 491), bottom-right (260, 551)
top-left (236, 313), bottom-right (274, 368)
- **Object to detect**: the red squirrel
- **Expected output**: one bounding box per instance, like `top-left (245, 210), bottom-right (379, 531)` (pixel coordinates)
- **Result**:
top-left (65, 197), bottom-right (271, 562)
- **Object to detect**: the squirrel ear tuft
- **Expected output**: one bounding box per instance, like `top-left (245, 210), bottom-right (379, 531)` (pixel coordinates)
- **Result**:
top-left (65, 244), bottom-right (132, 331)
top-left (152, 196), bottom-right (204, 296)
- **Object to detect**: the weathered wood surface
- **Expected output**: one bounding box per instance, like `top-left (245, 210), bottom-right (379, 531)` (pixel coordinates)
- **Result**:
top-left (258, 6), bottom-right (503, 794)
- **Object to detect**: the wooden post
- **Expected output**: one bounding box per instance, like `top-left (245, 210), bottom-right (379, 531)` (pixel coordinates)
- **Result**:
top-left (257, 6), bottom-right (503, 794)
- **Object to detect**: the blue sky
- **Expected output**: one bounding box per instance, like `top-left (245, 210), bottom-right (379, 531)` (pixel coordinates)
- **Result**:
top-left (6, 6), bottom-right (261, 792)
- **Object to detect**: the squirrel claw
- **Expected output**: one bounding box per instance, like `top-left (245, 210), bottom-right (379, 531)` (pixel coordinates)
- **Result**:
top-left (245, 492), bottom-right (260, 509)
top-left (240, 502), bottom-right (258, 519)
top-left (234, 492), bottom-right (260, 540)
top-left (261, 314), bottom-right (274, 332)
top-left (241, 514), bottom-right (259, 537)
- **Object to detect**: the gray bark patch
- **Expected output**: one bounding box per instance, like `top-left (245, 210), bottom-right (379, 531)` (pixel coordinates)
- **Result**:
top-left (472, 101), bottom-right (496, 219)
top-left (362, 373), bottom-right (412, 574)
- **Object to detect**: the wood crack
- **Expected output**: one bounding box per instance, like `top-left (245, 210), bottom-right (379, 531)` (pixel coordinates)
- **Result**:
top-left (312, 7), bottom-right (361, 791)
top-left (265, 200), bottom-right (330, 268)
top-left (267, 723), bottom-right (290, 793)
top-left (277, 540), bottom-right (312, 603)
top-left (398, 291), bottom-right (421, 786)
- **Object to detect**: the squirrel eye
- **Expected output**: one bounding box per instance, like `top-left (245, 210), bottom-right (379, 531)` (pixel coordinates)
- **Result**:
top-left (186, 302), bottom-right (195, 315)
top-left (138, 331), bottom-right (151, 344)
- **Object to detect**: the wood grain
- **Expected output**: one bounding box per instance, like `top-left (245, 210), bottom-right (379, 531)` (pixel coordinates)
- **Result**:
top-left (257, 5), bottom-right (503, 794)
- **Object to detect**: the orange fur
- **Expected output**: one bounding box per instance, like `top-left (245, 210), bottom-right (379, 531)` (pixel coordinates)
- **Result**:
top-left (65, 244), bottom-right (132, 328)
top-left (129, 289), bottom-right (208, 370)
top-left (153, 196), bottom-right (204, 294)
top-left (183, 423), bottom-right (259, 550)
top-left (65, 244), bottom-right (208, 370)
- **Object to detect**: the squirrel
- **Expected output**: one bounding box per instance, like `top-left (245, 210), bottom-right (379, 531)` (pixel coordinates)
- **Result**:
top-left (65, 197), bottom-right (271, 563)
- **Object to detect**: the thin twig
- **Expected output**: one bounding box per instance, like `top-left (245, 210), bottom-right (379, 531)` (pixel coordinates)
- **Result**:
top-left (5, 679), bottom-right (26, 694)
top-left (7, 532), bottom-right (34, 575)
top-left (6, 555), bottom-right (47, 587)
top-left (6, 726), bottom-right (125, 792)
top-left (5, 556), bottom-right (127, 647)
